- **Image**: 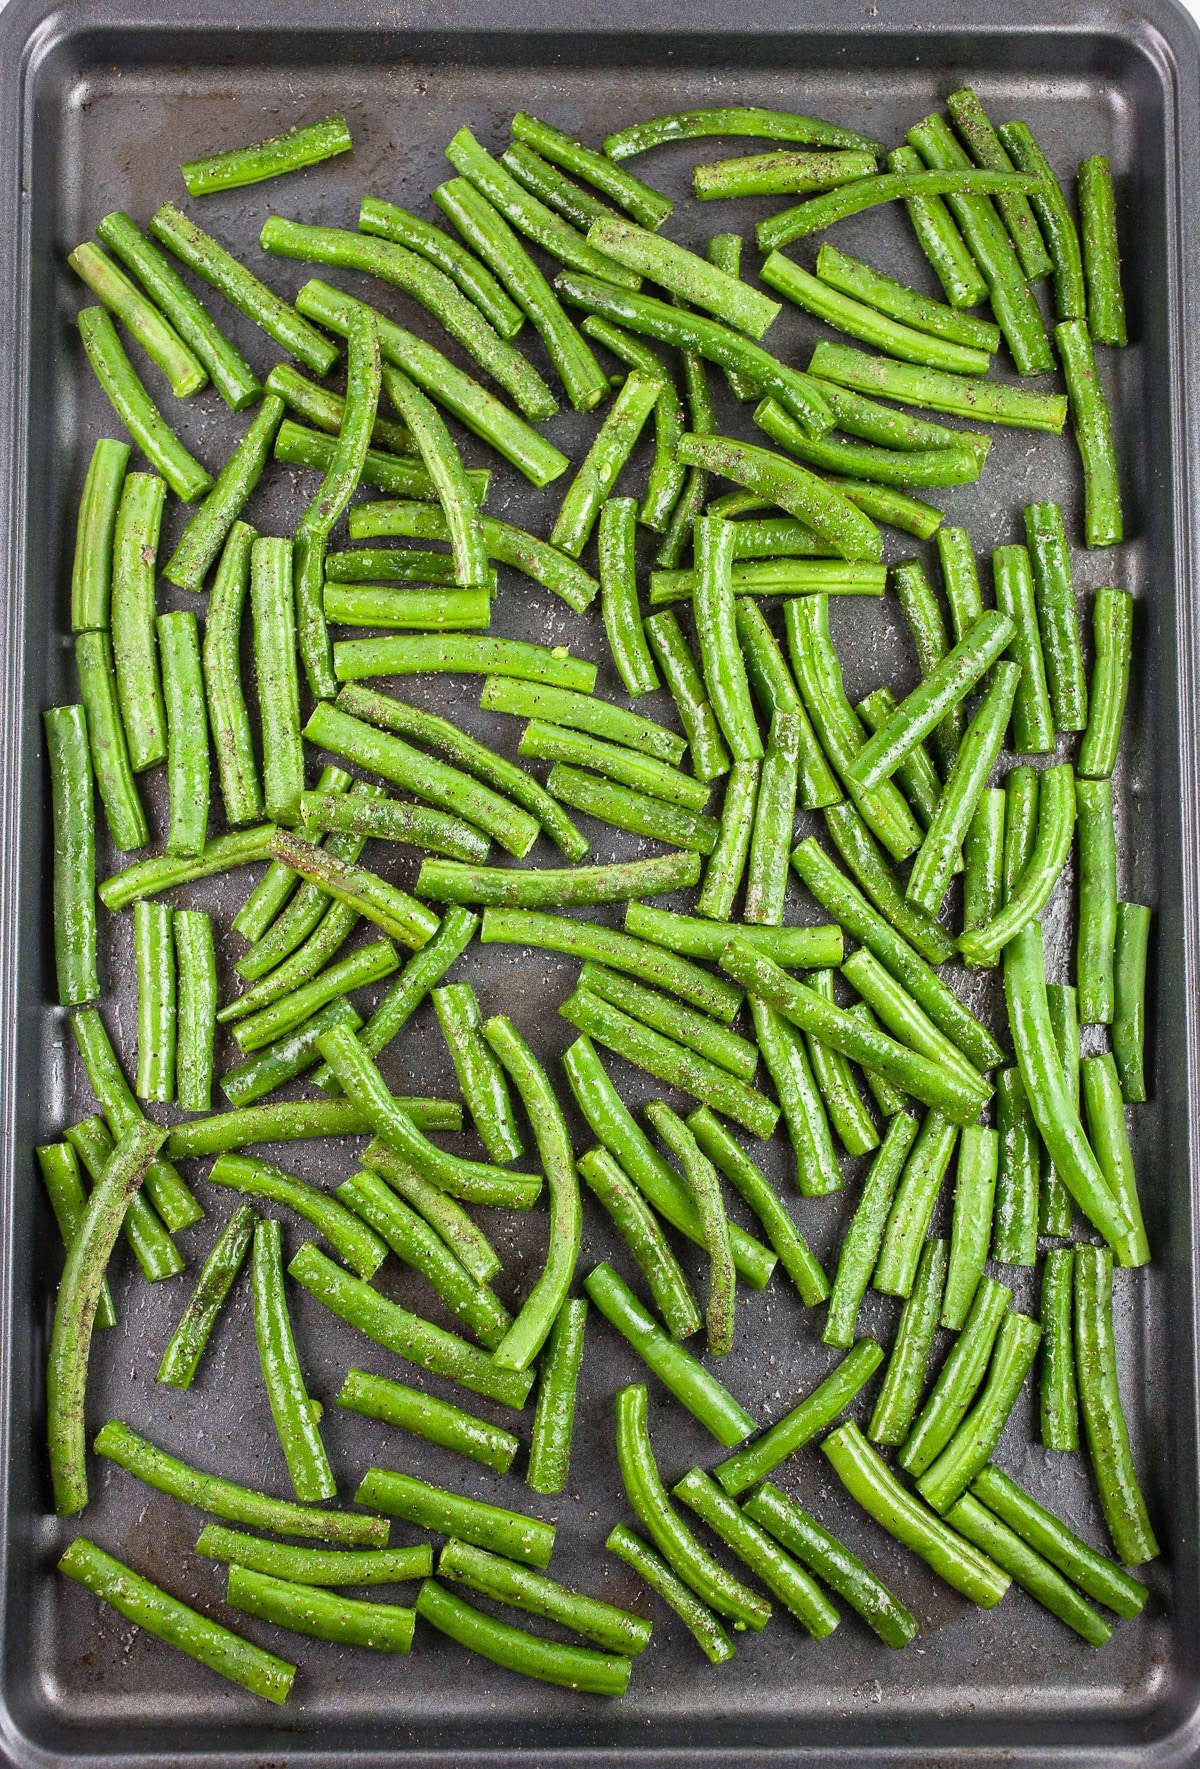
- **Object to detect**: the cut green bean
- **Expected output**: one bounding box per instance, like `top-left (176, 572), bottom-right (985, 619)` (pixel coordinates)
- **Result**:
top-left (77, 308), bottom-right (214, 502)
top-left (483, 678), bottom-right (683, 772)
top-left (900, 1276), bottom-right (1012, 1477)
top-left (1079, 587), bottom-right (1133, 778)
top-left (252, 1218), bottom-right (335, 1502)
top-left (580, 323), bottom-right (687, 531)
top-left (513, 110), bottom-right (674, 227)
top-left (695, 149), bottom-right (878, 201)
top-left (432, 983), bottom-right (521, 1164)
top-left (201, 523), bottom-right (263, 828)
top-left (249, 536), bottom-right (303, 825)
top-left (595, 497), bottom-right (657, 691)
top-left (207, 1153), bottom-right (386, 1279)
top-left (227, 1563), bottom-right (414, 1654)
top-left (266, 362), bottom-right (414, 456)
top-left (679, 434), bottom-right (880, 563)
top-left (756, 397), bottom-right (983, 492)
top-left (110, 470), bottom-right (167, 773)
top-left (44, 707), bottom-right (99, 1007)
top-left (266, 828), bottom-right (438, 951)
top-left (745, 1483), bottom-right (919, 1648)
top-left (504, 142), bottom-right (623, 233)
top-left (322, 584), bottom-right (491, 628)
top-left (415, 1578), bottom-right (629, 1694)
top-left (946, 1493), bottom-right (1111, 1645)
top-left (1079, 155), bottom-right (1127, 346)
top-left (518, 720), bottom-right (705, 813)
top-left (546, 763), bottom-right (717, 852)
top-left (579, 964), bottom-right (755, 1081)
top-left (646, 1102), bottom-right (735, 1356)
top-left (815, 242), bottom-right (999, 350)
top-left (358, 1465), bottom-right (554, 1566)
top-left (945, 88), bottom-right (1052, 279)
top-left (842, 949), bottom-right (984, 1115)
top-left (1024, 502), bottom-right (1087, 733)
top-left (942, 1126), bottom-right (999, 1332)
top-left (714, 1338), bottom-right (884, 1497)
top-left (962, 788), bottom-right (1005, 958)
top-left (1074, 1244), bottom-right (1158, 1563)
top-left (763, 252), bottom-right (989, 375)
top-left (606, 1523), bottom-right (734, 1663)
top-left (1114, 902), bottom-right (1151, 1104)
top-left (358, 194), bottom-right (525, 338)
top-left (168, 1097), bottom-right (455, 1155)
top-left (157, 1204), bottom-right (256, 1388)
top-left (734, 715), bottom-right (796, 914)
top-left (1076, 777), bottom-right (1118, 1025)
top-left (873, 1114), bottom-right (960, 1301)
top-left (750, 996), bottom-right (840, 1196)
top-left (1082, 1052), bottom-right (1150, 1265)
top-left (868, 1237), bottom-right (947, 1445)
top-left (890, 555), bottom-right (960, 772)
top-left (333, 632), bottom-right (594, 691)
top-left (856, 686), bottom-right (942, 831)
top-left (579, 1147), bottom-right (702, 1341)
top-left (70, 437), bottom-right (130, 632)
top-left (696, 760), bottom-right (759, 921)
top-left (991, 1067), bottom-right (1040, 1267)
top-left (37, 1143), bottom-right (116, 1330)
top-left (644, 609), bottom-right (731, 783)
top-left (1039, 1246), bottom-right (1079, 1451)
top-left (675, 1467), bottom-right (840, 1638)
top-left (338, 1368), bottom-right (517, 1473)
top-left (75, 631), bottom-right (149, 852)
top-left (625, 901), bottom-right (841, 969)
top-left (1058, 319), bottom-right (1122, 546)
top-left (182, 114), bottom-right (351, 195)
top-left (173, 908), bottom-right (216, 1113)
top-left (550, 372), bottom-right (663, 558)
top-left (527, 1295), bottom-right (589, 1496)
top-left (823, 801), bottom-right (954, 967)
top-left (95, 1417), bottom-right (388, 1543)
top-left (885, 144), bottom-right (988, 309)
top-left (275, 416), bottom-right (489, 504)
top-left (440, 1536), bottom-right (650, 1656)
top-left (992, 544), bottom-right (1053, 753)
top-left (808, 339), bottom-right (1066, 431)
top-left (916, 1311), bottom-right (1043, 1513)
top-left (197, 1524), bottom-right (432, 1586)
top-left (1040, 982), bottom-right (1079, 1237)
top-left (823, 1113), bottom-right (919, 1348)
top-left (756, 166), bottom-right (1043, 255)
top-left (588, 214), bottom-right (779, 339)
top-left (604, 107), bottom-right (883, 161)
top-left (971, 1465), bottom-right (1148, 1616)
top-left (164, 395), bottom-right (284, 594)
top-left (133, 900), bottom-right (175, 1104)
top-left (66, 1114), bottom-right (183, 1284)
top-left (157, 611), bottom-right (210, 856)
top-left (694, 516), bottom-right (763, 765)
top-left (996, 121), bottom-right (1087, 321)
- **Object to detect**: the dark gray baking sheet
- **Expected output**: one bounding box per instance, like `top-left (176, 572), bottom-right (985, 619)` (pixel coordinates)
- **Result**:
top-left (0, 1), bottom-right (1196, 1762)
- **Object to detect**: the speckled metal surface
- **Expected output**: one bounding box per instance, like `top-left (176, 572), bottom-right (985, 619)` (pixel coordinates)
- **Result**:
top-left (0, 2), bottom-right (1196, 1762)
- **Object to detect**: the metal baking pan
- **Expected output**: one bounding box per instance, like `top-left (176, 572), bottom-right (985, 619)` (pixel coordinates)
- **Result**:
top-left (0, 0), bottom-right (1196, 1760)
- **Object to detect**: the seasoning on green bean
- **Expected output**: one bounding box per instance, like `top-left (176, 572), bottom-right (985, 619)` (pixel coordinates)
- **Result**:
top-left (1057, 318), bottom-right (1123, 546)
top-left (624, 902), bottom-right (839, 969)
top-left (899, 1276), bottom-right (1013, 1477)
top-left (745, 1483), bottom-right (919, 1648)
top-left (244, 535), bottom-right (303, 825)
top-left (95, 1417), bottom-right (389, 1544)
top-left (227, 1563), bottom-right (416, 1655)
top-left (77, 307), bottom-right (214, 503)
top-left (589, 497), bottom-right (656, 694)
top-left (961, 788), bottom-right (1005, 961)
top-left (505, 141), bottom-right (623, 234)
top-left (205, 1151), bottom-right (385, 1279)
top-left (868, 1236), bottom-right (947, 1446)
top-left (970, 1465), bottom-right (1148, 1617)
top-left (251, 1218), bottom-right (335, 1502)
top-left (74, 635), bottom-right (148, 854)
top-left (989, 1066), bottom-right (1040, 1269)
top-left (750, 996), bottom-right (840, 1196)
top-left (842, 948), bottom-right (985, 1108)
top-left (643, 609), bottom-right (731, 783)
top-left (741, 711), bottom-right (800, 927)
top-left (693, 760), bottom-right (758, 921)
top-left (856, 686), bottom-right (942, 830)
top-left (603, 106), bottom-right (883, 162)
top-left (550, 371), bottom-right (663, 558)
top-left (510, 110), bottom-right (673, 227)
top-left (518, 721), bottom-right (705, 815)
top-left (266, 363), bottom-right (413, 457)
top-left (945, 88), bottom-right (1052, 278)
top-left (579, 1147), bottom-right (702, 1341)
top-left (755, 165), bottom-right (1044, 256)
top-left (289, 1240), bottom-right (534, 1409)
top-left (335, 1369), bottom-right (515, 1474)
top-left (815, 241), bottom-right (1000, 351)
top-left (578, 965), bottom-right (756, 1081)
top-left (429, 984), bottom-right (520, 1164)
top-left (1113, 902), bottom-right (1151, 1104)
top-left (946, 1493), bottom-right (1112, 1646)
top-left (170, 907), bottom-right (215, 1113)
top-left (440, 1536), bottom-right (651, 1658)
top-left (1082, 1053), bottom-right (1150, 1265)
top-left (358, 194), bottom-right (524, 339)
top-left (916, 1310), bottom-right (1043, 1513)
top-left (695, 148), bottom-right (878, 201)
top-left (70, 437), bottom-right (130, 632)
top-left (156, 1204), bottom-right (256, 1389)
top-left (822, 1113), bottom-right (919, 1350)
top-left (60, 1538), bottom-right (295, 1703)
top-left (1076, 776), bottom-right (1118, 1024)
top-left (66, 1114), bottom-right (183, 1284)
top-left (358, 1465), bottom-right (555, 1567)
top-left (182, 113), bottom-right (351, 195)
top-left (110, 470), bottom-right (167, 773)
top-left (415, 1578), bottom-right (630, 1694)
top-left (197, 1525), bottom-right (432, 1588)
top-left (1039, 982), bottom-right (1079, 1236)
top-left (47, 1120), bottom-right (168, 1514)
top-left (675, 1467), bottom-right (841, 1638)
top-left (645, 1101), bottom-right (735, 1356)
top-left (582, 321), bottom-right (687, 529)
top-left (275, 416), bottom-right (489, 504)
top-left (525, 1295), bottom-right (588, 1496)
top-left (1074, 1244), bottom-right (1160, 1564)
top-left (762, 252), bottom-right (990, 375)
top-left (714, 1337), bottom-right (884, 1497)
top-left (164, 395), bottom-right (284, 594)
top-left (1079, 586), bottom-right (1134, 778)
top-left (991, 544), bottom-right (1053, 753)
top-left (884, 144), bottom-right (988, 309)
top-left (607, 1523), bottom-right (735, 1663)
top-left (37, 1143), bottom-right (117, 1330)
top-left (264, 828), bottom-right (437, 952)
top-left (755, 398), bottom-right (982, 493)
top-left (132, 899), bottom-right (175, 1104)
top-left (44, 706), bottom-right (99, 1007)
top-left (221, 907), bottom-right (376, 1040)
top-left (1038, 1246), bottom-right (1080, 1452)
top-left (1078, 154), bottom-right (1127, 346)
top-left (991, 121), bottom-right (1084, 321)
top-left (942, 1126), bottom-right (999, 1333)
top-left (808, 338), bottom-right (1067, 432)
top-left (170, 1097), bottom-right (456, 1156)
top-left (333, 631), bottom-right (595, 691)
top-left (823, 801), bottom-right (954, 967)
top-left (802, 970), bottom-right (877, 1158)
top-left (196, 522), bottom-right (261, 828)
top-left (1021, 501), bottom-right (1087, 732)
top-left (156, 611), bottom-right (210, 856)
top-left (693, 516), bottom-right (763, 767)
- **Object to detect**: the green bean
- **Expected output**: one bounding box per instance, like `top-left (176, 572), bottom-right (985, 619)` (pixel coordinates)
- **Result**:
top-left (675, 1467), bottom-right (840, 1638)
top-left (872, 1120), bottom-right (956, 1312)
top-left (996, 121), bottom-right (1087, 320)
top-left (132, 900), bottom-right (175, 1103)
top-left (554, 270), bottom-right (834, 439)
top-left (333, 632), bottom-right (595, 692)
top-left (915, 1311), bottom-right (1043, 1513)
top-left (77, 308), bottom-right (214, 502)
top-left (991, 544), bottom-right (1053, 753)
top-left (696, 761), bottom-right (759, 921)
top-left (695, 148), bottom-right (877, 200)
top-left (550, 374), bottom-right (663, 559)
top-left (1039, 1246), bottom-right (1079, 1451)
top-left (970, 1465), bottom-right (1148, 1616)
top-left (842, 948), bottom-right (985, 1105)
top-left (385, 366), bottom-right (489, 594)
top-left (526, 1295), bottom-right (588, 1496)
top-left (1113, 903), bottom-right (1151, 1104)
top-left (604, 106), bottom-right (882, 161)
top-left (581, 324), bottom-right (687, 531)
top-left (545, 763), bottom-right (717, 853)
top-left (94, 1417), bottom-right (388, 1544)
top-left (933, 527), bottom-right (983, 646)
top-left (440, 1536), bottom-right (651, 1658)
top-left (1078, 154), bottom-right (1127, 346)
top-left (264, 829), bottom-right (437, 952)
top-left (856, 687), bottom-right (942, 831)
top-left (488, 907), bottom-right (742, 1021)
top-left (899, 1276), bottom-right (1012, 1476)
top-left (96, 210), bottom-right (262, 409)
top-left (486, 684), bottom-right (682, 780)
top-left (164, 396), bottom-right (284, 596)
top-left (784, 598), bottom-right (921, 860)
top-left (679, 434), bottom-right (881, 564)
top-left (266, 363), bottom-right (414, 457)
top-left (823, 802), bottom-right (953, 967)
top-left (182, 113), bottom-right (351, 194)
top-left (814, 242), bottom-right (999, 351)
top-left (415, 1578), bottom-right (629, 1694)
top-left (504, 142), bottom-right (622, 233)
top-left (359, 195), bottom-right (525, 338)
top-left (870, 1231), bottom-right (955, 1436)
top-left (607, 1523), bottom-right (735, 1663)
top-left (430, 984), bottom-right (520, 1164)
top-left (745, 1484), bottom-right (919, 1648)
top-left (960, 765), bottom-right (1076, 970)
top-left (311, 1021), bottom-right (539, 1209)
top-left (300, 794), bottom-right (484, 867)
top-left (251, 1218), bottom-right (335, 1502)
top-left (157, 1204), bottom-right (256, 1388)
top-left (336, 1368), bottom-right (516, 1474)
top-left (729, 714), bottom-right (793, 914)
top-left (1074, 1244), bottom-right (1159, 1563)
top-left (435, 176), bottom-right (610, 413)
top-left (353, 1149), bottom-right (495, 1290)
top-left (170, 1097), bottom-right (456, 1154)
top-left (907, 113), bottom-right (1054, 374)
top-left (59, 1538), bottom-right (294, 1702)
top-left (1082, 1052), bottom-right (1150, 1264)
top-left (37, 1144), bottom-right (116, 1330)
top-left (656, 465), bottom-right (708, 570)
top-left (750, 996), bottom-right (840, 1196)
top-left (1079, 587), bottom-right (1133, 778)
top-left (562, 986), bottom-right (776, 1139)
top-left (510, 110), bottom-right (673, 227)
top-left (829, 478), bottom-right (948, 540)
top-left (260, 217), bottom-right (555, 422)
top-left (276, 416), bottom-right (489, 505)
top-left (990, 1066), bottom-right (1041, 1268)
top-left (221, 902), bottom-right (369, 1033)
top-left (1076, 777), bottom-right (1118, 1025)
top-left (227, 1563), bottom-right (415, 1654)
top-left (198, 1524), bottom-right (432, 1587)
top-left (904, 662), bottom-right (1022, 917)
top-left (289, 1240), bottom-right (534, 1409)
top-left (792, 837), bottom-right (1001, 1072)
top-left (1023, 502), bottom-right (1087, 733)
top-left (109, 470), bottom-right (167, 773)
top-left (593, 499), bottom-right (656, 693)
top-left (756, 165), bottom-right (1043, 255)
top-left (944, 88), bottom-right (1052, 278)
top-left (645, 1102), bottom-right (735, 1355)
top-left (243, 536), bottom-right (302, 826)
top-left (196, 523), bottom-right (261, 828)
top-left (325, 551), bottom-right (466, 589)
top-left (726, 514), bottom-right (833, 556)
top-left (65, 1114), bottom-right (183, 1284)
top-left (762, 252), bottom-right (990, 376)
top-left (70, 438), bottom-right (129, 631)
top-left (889, 555), bottom-right (960, 772)
top-left (350, 497), bottom-right (598, 613)
top-left (337, 1172), bottom-right (510, 1350)
top-left (808, 340), bottom-right (1067, 435)
top-left (643, 609), bottom-right (731, 782)
top-left (205, 1152), bottom-right (385, 1278)
top-left (75, 630), bottom-right (148, 852)
top-left (171, 907), bottom-right (216, 1113)
top-left (797, 381), bottom-right (988, 470)
top-left (694, 517), bottom-right (763, 766)
top-left (708, 235), bottom-right (763, 398)
top-left (305, 700), bottom-right (539, 859)
top-left (1004, 923), bottom-right (1141, 1262)
top-left (849, 1004), bottom-right (909, 1117)
top-left (826, 1421), bottom-right (1011, 1606)
top-left (942, 1127), bottom-right (999, 1332)
top-left (1040, 982), bottom-right (1079, 1236)
top-left (312, 907), bottom-right (481, 1094)
top-left (822, 1112), bottom-right (919, 1350)
top-left (47, 1119), bottom-right (167, 1514)
top-left (756, 399), bottom-right (982, 492)
top-left (156, 611), bottom-right (210, 856)
top-left (625, 902), bottom-right (839, 970)
top-left (615, 1382), bottom-right (769, 1629)
top-left (518, 722), bottom-right (705, 815)
top-left (579, 1147), bottom-right (702, 1340)
top-left (149, 203), bottom-right (337, 375)
top-left (714, 1338), bottom-right (884, 1497)
top-left (1058, 318), bottom-right (1123, 546)
top-left (884, 144), bottom-right (988, 308)
top-left (44, 707), bottom-right (99, 1006)
top-left (962, 788), bottom-right (1005, 957)
top-left (360, 1466), bottom-right (555, 1565)
top-left (945, 1493), bottom-right (1111, 1645)
top-left (578, 964), bottom-right (756, 1081)
top-left (564, 1038), bottom-right (775, 1290)
top-left (295, 280), bottom-right (569, 487)
top-left (588, 215), bottom-right (780, 340)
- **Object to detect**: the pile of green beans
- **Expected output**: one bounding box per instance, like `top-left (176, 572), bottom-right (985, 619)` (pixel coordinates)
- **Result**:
top-left (46, 80), bottom-right (1155, 1713)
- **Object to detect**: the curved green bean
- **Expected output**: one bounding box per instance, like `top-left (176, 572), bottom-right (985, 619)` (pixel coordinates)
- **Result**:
top-left (252, 1218), bottom-right (335, 1501)
top-left (527, 1295), bottom-right (588, 1496)
top-left (77, 308), bottom-right (213, 502)
top-left (713, 1337), bottom-right (884, 1497)
top-left (915, 1311), bottom-right (1043, 1513)
top-left (338, 1367), bottom-right (518, 1473)
top-left (415, 1578), bottom-right (629, 1694)
top-left (745, 1483), bottom-right (918, 1648)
